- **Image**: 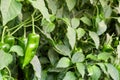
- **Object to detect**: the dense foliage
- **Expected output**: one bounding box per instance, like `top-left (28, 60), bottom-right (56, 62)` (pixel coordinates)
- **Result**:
top-left (0, 0), bottom-right (120, 80)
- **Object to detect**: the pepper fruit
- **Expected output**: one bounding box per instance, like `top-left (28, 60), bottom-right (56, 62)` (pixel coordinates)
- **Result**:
top-left (4, 35), bottom-right (15, 47)
top-left (22, 33), bottom-right (40, 68)
top-left (0, 42), bottom-right (10, 52)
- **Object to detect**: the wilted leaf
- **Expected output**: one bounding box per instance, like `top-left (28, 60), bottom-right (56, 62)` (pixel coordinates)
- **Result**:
top-left (72, 51), bottom-right (85, 63)
top-left (0, 50), bottom-right (13, 70)
top-left (76, 63), bottom-right (85, 78)
top-left (30, 55), bottom-right (41, 80)
top-left (88, 65), bottom-right (101, 80)
top-left (1, 0), bottom-right (22, 25)
top-left (67, 26), bottom-right (76, 49)
top-left (29, 0), bottom-right (50, 21)
top-left (63, 71), bottom-right (77, 80)
top-left (89, 31), bottom-right (99, 49)
top-left (105, 63), bottom-right (119, 80)
top-left (56, 57), bottom-right (71, 68)
top-left (65, 0), bottom-right (76, 11)
top-left (10, 45), bottom-right (24, 56)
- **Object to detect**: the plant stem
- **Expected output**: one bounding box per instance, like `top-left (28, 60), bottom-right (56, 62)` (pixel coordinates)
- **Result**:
top-left (1, 26), bottom-right (7, 43)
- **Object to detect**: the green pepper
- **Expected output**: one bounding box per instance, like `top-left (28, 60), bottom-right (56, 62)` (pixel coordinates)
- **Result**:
top-left (22, 33), bottom-right (40, 68)
top-left (4, 35), bottom-right (15, 47)
top-left (0, 42), bottom-right (10, 52)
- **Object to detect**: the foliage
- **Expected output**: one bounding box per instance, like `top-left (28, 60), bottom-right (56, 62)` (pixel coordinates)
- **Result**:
top-left (0, 0), bottom-right (120, 80)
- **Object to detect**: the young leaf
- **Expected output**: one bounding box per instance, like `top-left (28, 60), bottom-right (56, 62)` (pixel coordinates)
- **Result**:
top-left (0, 50), bottom-right (13, 70)
top-left (72, 51), bottom-right (85, 63)
top-left (80, 16), bottom-right (92, 26)
top-left (97, 20), bottom-right (107, 35)
top-left (63, 71), bottom-right (77, 80)
top-left (65, 0), bottom-right (76, 11)
top-left (89, 31), bottom-right (99, 49)
top-left (71, 18), bottom-right (80, 28)
top-left (76, 63), bottom-right (85, 78)
top-left (67, 26), bottom-right (76, 49)
top-left (30, 55), bottom-right (41, 80)
top-left (88, 65), bottom-right (101, 80)
top-left (76, 28), bottom-right (85, 40)
top-left (9, 45), bottom-right (24, 56)
top-left (105, 63), bottom-right (119, 80)
top-left (54, 44), bottom-right (71, 57)
top-left (56, 57), bottom-right (71, 68)
top-left (1, 0), bottom-right (22, 25)
top-left (29, 0), bottom-right (50, 21)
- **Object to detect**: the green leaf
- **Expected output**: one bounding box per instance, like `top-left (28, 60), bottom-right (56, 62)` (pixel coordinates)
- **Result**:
top-left (97, 20), bottom-right (107, 35)
top-left (86, 54), bottom-right (97, 61)
top-left (72, 51), bottom-right (85, 63)
top-left (48, 49), bottom-right (59, 66)
top-left (30, 55), bottom-right (41, 80)
top-left (98, 52), bottom-right (111, 61)
top-left (56, 57), bottom-right (71, 68)
top-left (43, 22), bottom-right (55, 33)
top-left (76, 28), bottom-right (85, 40)
top-left (88, 65), bottom-right (101, 80)
top-left (0, 50), bottom-right (13, 70)
top-left (97, 63), bottom-right (107, 75)
top-left (80, 16), bottom-right (92, 26)
top-left (105, 63), bottom-right (119, 80)
top-left (9, 45), bottom-right (24, 56)
top-left (67, 26), bottom-right (76, 49)
top-left (89, 31), bottom-right (99, 49)
top-left (117, 42), bottom-right (120, 59)
top-left (71, 18), bottom-right (80, 28)
top-left (46, 0), bottom-right (57, 14)
top-left (1, 0), bottom-right (22, 25)
top-left (0, 72), bottom-right (2, 80)
top-left (63, 71), bottom-right (77, 80)
top-left (29, 0), bottom-right (50, 21)
top-left (65, 0), bottom-right (76, 11)
top-left (103, 5), bottom-right (112, 18)
top-left (76, 63), bottom-right (85, 78)
top-left (41, 70), bottom-right (47, 80)
top-left (54, 44), bottom-right (71, 57)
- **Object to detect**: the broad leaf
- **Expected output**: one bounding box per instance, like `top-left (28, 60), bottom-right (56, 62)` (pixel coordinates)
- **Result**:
top-left (71, 18), bottom-right (80, 28)
top-left (63, 71), bottom-right (77, 80)
top-left (48, 49), bottom-right (59, 66)
top-left (29, 0), bottom-right (50, 21)
top-left (65, 0), bottom-right (76, 11)
top-left (80, 16), bottom-right (92, 26)
top-left (88, 65), bottom-right (101, 80)
top-left (30, 55), bottom-right (41, 80)
top-left (72, 51), bottom-right (85, 63)
top-left (56, 57), bottom-right (71, 68)
top-left (97, 20), bottom-right (107, 35)
top-left (97, 63), bottom-right (107, 75)
top-left (67, 26), bottom-right (76, 49)
top-left (1, 0), bottom-right (22, 25)
top-left (76, 63), bottom-right (85, 78)
top-left (105, 63), bottom-right (119, 80)
top-left (0, 50), bottom-right (13, 70)
top-left (103, 5), bottom-right (112, 18)
top-left (89, 31), bottom-right (99, 49)
top-left (76, 28), bottom-right (85, 40)
top-left (54, 44), bottom-right (71, 57)
top-left (41, 70), bottom-right (47, 80)
top-left (98, 52), bottom-right (111, 61)
top-left (10, 45), bottom-right (24, 56)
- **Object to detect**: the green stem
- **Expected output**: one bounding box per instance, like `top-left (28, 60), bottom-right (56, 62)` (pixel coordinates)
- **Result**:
top-left (1, 26), bottom-right (7, 43)
top-left (31, 9), bottom-right (37, 34)
top-left (5, 67), bottom-right (11, 77)
top-left (24, 26), bottom-right (26, 38)
top-left (11, 24), bottom-right (23, 35)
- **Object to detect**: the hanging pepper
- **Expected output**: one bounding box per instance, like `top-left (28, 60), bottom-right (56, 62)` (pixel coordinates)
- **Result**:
top-left (4, 35), bottom-right (15, 47)
top-left (22, 33), bottom-right (40, 68)
top-left (0, 43), bottom-right (10, 52)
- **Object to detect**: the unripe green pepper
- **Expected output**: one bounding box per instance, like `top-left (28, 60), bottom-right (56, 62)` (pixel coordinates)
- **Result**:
top-left (0, 43), bottom-right (10, 52)
top-left (22, 33), bottom-right (40, 68)
top-left (4, 35), bottom-right (15, 47)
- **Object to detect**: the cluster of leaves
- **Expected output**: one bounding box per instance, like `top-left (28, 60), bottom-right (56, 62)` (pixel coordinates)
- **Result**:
top-left (0, 0), bottom-right (120, 80)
